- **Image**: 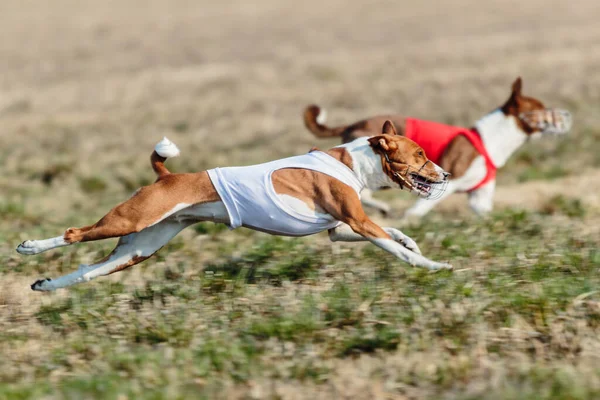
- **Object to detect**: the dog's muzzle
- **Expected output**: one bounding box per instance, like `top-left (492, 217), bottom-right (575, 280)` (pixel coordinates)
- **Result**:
top-left (520, 108), bottom-right (572, 135)
top-left (384, 154), bottom-right (449, 200)
top-left (406, 164), bottom-right (449, 200)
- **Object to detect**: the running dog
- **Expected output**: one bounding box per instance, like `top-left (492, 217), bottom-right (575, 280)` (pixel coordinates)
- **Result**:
top-left (303, 78), bottom-right (572, 217)
top-left (17, 121), bottom-right (451, 291)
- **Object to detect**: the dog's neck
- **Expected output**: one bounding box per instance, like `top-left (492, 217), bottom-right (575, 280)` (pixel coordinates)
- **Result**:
top-left (335, 137), bottom-right (397, 191)
top-left (474, 109), bottom-right (528, 168)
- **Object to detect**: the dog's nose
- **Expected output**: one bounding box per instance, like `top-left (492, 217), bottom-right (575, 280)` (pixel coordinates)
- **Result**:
top-left (442, 171), bottom-right (451, 180)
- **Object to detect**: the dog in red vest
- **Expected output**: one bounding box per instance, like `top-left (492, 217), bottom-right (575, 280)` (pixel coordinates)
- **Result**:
top-left (303, 77), bottom-right (572, 217)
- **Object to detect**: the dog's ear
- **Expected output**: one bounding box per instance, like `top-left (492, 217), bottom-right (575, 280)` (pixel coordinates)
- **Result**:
top-left (368, 134), bottom-right (398, 153)
top-left (511, 77), bottom-right (523, 98)
top-left (502, 77), bottom-right (523, 113)
top-left (381, 120), bottom-right (398, 135)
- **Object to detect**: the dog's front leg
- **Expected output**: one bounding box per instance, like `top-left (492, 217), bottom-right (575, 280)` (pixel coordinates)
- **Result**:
top-left (403, 182), bottom-right (457, 219)
top-left (330, 217), bottom-right (451, 270)
top-left (321, 187), bottom-right (451, 271)
top-left (349, 219), bottom-right (451, 270)
top-left (468, 179), bottom-right (495, 216)
top-left (329, 224), bottom-right (421, 254)
top-left (360, 189), bottom-right (391, 215)
top-left (31, 220), bottom-right (191, 291)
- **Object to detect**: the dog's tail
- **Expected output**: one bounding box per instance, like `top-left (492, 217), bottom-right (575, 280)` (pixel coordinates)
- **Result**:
top-left (151, 137), bottom-right (180, 177)
top-left (303, 104), bottom-right (345, 138)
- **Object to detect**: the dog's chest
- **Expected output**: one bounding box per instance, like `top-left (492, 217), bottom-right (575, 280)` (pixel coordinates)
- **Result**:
top-left (277, 194), bottom-right (332, 220)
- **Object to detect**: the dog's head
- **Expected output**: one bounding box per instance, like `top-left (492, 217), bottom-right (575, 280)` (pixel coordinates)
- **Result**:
top-left (501, 77), bottom-right (572, 136)
top-left (368, 121), bottom-right (449, 199)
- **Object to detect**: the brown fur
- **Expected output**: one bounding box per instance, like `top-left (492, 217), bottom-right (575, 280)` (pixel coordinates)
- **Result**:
top-left (63, 171), bottom-right (220, 243)
top-left (500, 77), bottom-right (546, 133)
top-left (270, 147), bottom-right (355, 211)
top-left (273, 165), bottom-right (386, 240)
top-left (272, 124), bottom-right (441, 216)
top-left (64, 125), bottom-right (437, 245)
top-left (367, 126), bottom-right (443, 187)
top-left (92, 243), bottom-right (153, 274)
top-left (303, 77), bottom-right (547, 179)
top-left (325, 147), bottom-right (354, 169)
top-left (150, 151), bottom-right (171, 178)
top-left (438, 135), bottom-right (480, 179)
top-left (107, 255), bottom-right (151, 274)
top-left (52, 121), bottom-right (440, 278)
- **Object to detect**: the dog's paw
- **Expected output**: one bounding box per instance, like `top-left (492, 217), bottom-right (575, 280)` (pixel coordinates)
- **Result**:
top-left (31, 278), bottom-right (53, 291)
top-left (399, 236), bottom-right (422, 255)
top-left (427, 262), bottom-right (453, 272)
top-left (17, 240), bottom-right (40, 255)
top-left (441, 263), bottom-right (453, 271)
top-left (386, 228), bottom-right (422, 255)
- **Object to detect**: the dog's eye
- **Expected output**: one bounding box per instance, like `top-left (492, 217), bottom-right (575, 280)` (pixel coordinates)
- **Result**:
top-left (417, 151), bottom-right (424, 157)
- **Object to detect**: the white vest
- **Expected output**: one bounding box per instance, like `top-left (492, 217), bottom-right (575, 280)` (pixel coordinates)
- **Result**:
top-left (207, 151), bottom-right (364, 236)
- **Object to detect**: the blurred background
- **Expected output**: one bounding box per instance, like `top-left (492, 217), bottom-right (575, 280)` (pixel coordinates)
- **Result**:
top-left (1, 1), bottom-right (599, 399)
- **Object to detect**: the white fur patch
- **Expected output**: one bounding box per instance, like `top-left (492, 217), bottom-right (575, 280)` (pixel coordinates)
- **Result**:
top-left (316, 109), bottom-right (327, 125)
top-left (32, 220), bottom-right (191, 291)
top-left (432, 162), bottom-right (446, 179)
top-left (155, 137), bottom-right (181, 158)
top-left (17, 236), bottom-right (68, 255)
top-left (529, 132), bottom-right (543, 140)
top-left (337, 137), bottom-right (397, 191)
top-left (151, 202), bottom-right (191, 226)
top-left (474, 110), bottom-right (527, 167)
top-left (468, 179), bottom-right (495, 216)
top-left (277, 194), bottom-right (332, 220)
top-left (403, 156), bottom-right (488, 218)
top-left (371, 238), bottom-right (452, 270)
top-left (177, 201), bottom-right (231, 224)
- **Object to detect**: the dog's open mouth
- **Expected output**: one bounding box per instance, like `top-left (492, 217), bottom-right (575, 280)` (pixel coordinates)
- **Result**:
top-left (384, 154), bottom-right (449, 200)
top-left (411, 174), bottom-right (434, 195)
top-left (409, 173), bottom-right (448, 200)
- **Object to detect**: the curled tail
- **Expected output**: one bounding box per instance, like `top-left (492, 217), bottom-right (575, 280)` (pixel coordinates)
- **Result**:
top-left (151, 137), bottom-right (180, 177)
top-left (303, 104), bottom-right (345, 138)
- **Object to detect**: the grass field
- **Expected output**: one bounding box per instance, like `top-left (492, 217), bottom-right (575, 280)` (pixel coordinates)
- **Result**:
top-left (1, 1), bottom-right (600, 399)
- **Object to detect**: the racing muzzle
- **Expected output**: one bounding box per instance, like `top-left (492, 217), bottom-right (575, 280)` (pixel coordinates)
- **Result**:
top-left (519, 108), bottom-right (572, 135)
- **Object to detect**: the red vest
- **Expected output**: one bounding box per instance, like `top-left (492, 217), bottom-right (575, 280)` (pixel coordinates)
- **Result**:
top-left (405, 118), bottom-right (496, 191)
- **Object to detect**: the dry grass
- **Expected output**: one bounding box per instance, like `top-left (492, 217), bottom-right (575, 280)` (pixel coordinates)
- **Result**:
top-left (1, 0), bottom-right (600, 399)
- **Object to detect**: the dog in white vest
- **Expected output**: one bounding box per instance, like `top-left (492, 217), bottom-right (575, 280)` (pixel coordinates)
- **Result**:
top-left (17, 121), bottom-right (451, 291)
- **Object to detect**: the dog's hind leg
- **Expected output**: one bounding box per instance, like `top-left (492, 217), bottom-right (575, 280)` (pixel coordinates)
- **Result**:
top-left (17, 172), bottom-right (219, 255)
top-left (16, 189), bottom-right (163, 256)
top-left (16, 235), bottom-right (71, 255)
top-left (31, 219), bottom-right (191, 291)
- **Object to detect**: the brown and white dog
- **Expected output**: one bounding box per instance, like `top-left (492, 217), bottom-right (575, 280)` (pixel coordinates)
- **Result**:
top-left (303, 78), bottom-right (572, 217)
top-left (17, 121), bottom-right (451, 291)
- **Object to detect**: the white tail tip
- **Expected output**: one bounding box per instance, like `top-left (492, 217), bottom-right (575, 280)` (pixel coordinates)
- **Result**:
top-left (316, 108), bottom-right (327, 125)
top-left (155, 137), bottom-right (180, 158)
